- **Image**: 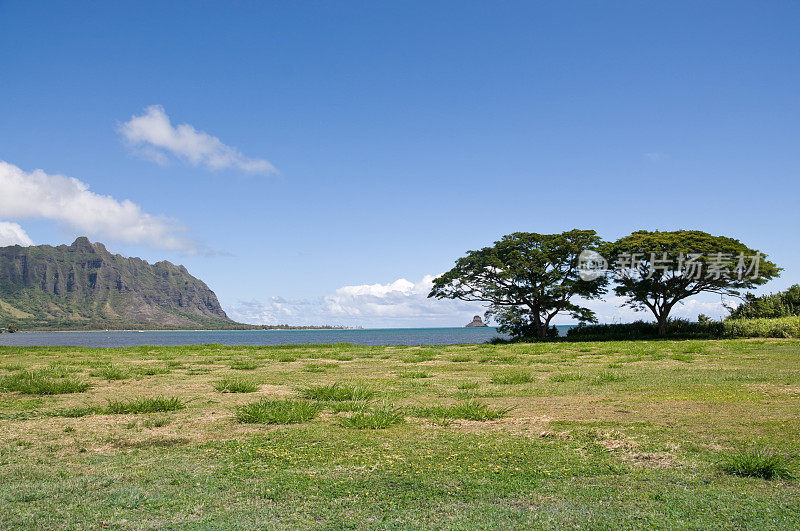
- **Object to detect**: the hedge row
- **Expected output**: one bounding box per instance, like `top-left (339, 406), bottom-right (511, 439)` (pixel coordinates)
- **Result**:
top-left (565, 317), bottom-right (800, 341)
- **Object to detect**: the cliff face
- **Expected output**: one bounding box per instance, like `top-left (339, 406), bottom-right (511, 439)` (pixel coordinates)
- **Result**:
top-left (0, 237), bottom-right (235, 329)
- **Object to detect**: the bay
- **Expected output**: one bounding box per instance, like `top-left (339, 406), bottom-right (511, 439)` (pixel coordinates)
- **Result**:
top-left (0, 326), bottom-right (575, 347)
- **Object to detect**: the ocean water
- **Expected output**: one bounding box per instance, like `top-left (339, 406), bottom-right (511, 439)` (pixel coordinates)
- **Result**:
top-left (0, 326), bottom-right (574, 347)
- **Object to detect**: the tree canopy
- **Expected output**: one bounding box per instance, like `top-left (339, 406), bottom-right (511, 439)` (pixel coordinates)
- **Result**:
top-left (605, 230), bottom-right (781, 335)
top-left (428, 230), bottom-right (607, 338)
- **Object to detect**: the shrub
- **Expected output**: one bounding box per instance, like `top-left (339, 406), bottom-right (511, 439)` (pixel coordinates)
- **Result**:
top-left (213, 377), bottom-right (259, 393)
top-left (235, 399), bottom-right (320, 424)
top-left (105, 397), bottom-right (185, 414)
top-left (412, 400), bottom-right (511, 421)
top-left (720, 448), bottom-right (794, 480)
top-left (0, 370), bottom-right (90, 395)
top-left (722, 317), bottom-right (800, 338)
top-left (339, 405), bottom-right (404, 429)
top-left (299, 383), bottom-right (375, 402)
top-left (491, 371), bottom-right (534, 385)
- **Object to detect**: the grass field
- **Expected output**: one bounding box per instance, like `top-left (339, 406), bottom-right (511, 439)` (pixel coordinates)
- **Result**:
top-left (1, 340), bottom-right (799, 528)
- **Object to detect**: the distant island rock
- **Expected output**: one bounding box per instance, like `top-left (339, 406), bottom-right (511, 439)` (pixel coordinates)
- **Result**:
top-left (0, 237), bottom-right (237, 330)
top-left (465, 315), bottom-right (488, 327)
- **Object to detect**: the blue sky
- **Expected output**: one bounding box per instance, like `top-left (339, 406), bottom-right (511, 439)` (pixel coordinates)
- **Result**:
top-left (1, 1), bottom-right (798, 327)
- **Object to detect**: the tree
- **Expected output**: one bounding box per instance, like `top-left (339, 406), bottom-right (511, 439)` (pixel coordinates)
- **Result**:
top-left (428, 230), bottom-right (607, 339)
top-left (605, 230), bottom-right (781, 336)
top-left (7, 323), bottom-right (18, 333)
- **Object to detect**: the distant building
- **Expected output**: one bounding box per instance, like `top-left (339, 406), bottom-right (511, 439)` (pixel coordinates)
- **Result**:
top-left (465, 315), bottom-right (487, 327)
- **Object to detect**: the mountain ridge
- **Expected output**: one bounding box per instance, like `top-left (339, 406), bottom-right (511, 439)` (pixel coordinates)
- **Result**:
top-left (0, 237), bottom-right (238, 330)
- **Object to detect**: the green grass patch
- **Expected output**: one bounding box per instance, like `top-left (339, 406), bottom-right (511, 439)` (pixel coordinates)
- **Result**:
top-left (328, 400), bottom-right (373, 413)
top-left (235, 399), bottom-right (320, 424)
top-left (412, 400), bottom-right (512, 421)
top-left (591, 370), bottom-right (626, 385)
top-left (143, 416), bottom-right (171, 428)
top-left (212, 377), bottom-right (259, 393)
top-left (720, 447), bottom-right (794, 480)
top-left (49, 406), bottom-right (97, 418)
top-left (228, 359), bottom-right (259, 370)
top-left (0, 370), bottom-right (90, 395)
top-left (398, 369), bottom-right (431, 379)
top-left (299, 383), bottom-right (375, 402)
top-left (491, 371), bottom-right (534, 384)
top-left (89, 365), bottom-right (130, 380)
top-left (136, 365), bottom-right (172, 376)
top-left (302, 363), bottom-right (338, 373)
top-left (104, 396), bottom-right (185, 414)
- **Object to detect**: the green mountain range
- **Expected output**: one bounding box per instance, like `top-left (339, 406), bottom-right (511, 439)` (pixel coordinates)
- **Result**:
top-left (0, 237), bottom-right (238, 330)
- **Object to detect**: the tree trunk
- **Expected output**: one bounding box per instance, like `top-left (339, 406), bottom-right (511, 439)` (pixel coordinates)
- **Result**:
top-left (543, 313), bottom-right (556, 338)
top-left (657, 315), bottom-right (668, 336)
top-left (532, 308), bottom-right (546, 338)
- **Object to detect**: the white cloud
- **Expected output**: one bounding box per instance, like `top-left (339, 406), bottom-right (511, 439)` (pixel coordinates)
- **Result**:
top-left (0, 161), bottom-right (196, 252)
top-left (0, 221), bottom-right (34, 247)
top-left (118, 105), bottom-right (276, 175)
top-left (227, 275), bottom-right (488, 328)
top-left (228, 275), bottom-right (737, 328)
top-left (643, 152), bottom-right (666, 161)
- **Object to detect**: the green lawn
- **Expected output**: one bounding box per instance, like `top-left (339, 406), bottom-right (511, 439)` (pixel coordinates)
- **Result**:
top-left (1, 340), bottom-right (799, 528)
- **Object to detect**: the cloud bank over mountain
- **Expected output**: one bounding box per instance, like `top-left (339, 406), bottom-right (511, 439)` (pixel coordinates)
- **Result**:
top-left (0, 161), bottom-right (195, 253)
top-left (0, 221), bottom-right (34, 247)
